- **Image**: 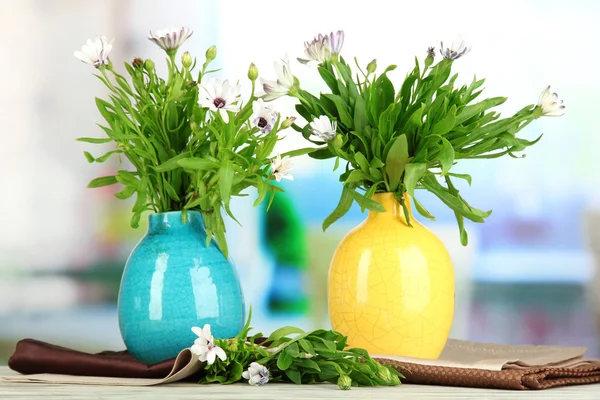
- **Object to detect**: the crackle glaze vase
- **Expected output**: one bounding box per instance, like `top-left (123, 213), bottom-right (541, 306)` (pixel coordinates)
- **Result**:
top-left (118, 210), bottom-right (245, 364)
top-left (328, 192), bottom-right (454, 359)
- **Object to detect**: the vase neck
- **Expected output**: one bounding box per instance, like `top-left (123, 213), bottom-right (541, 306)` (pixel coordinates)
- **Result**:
top-left (147, 211), bottom-right (205, 235)
top-left (367, 192), bottom-right (413, 222)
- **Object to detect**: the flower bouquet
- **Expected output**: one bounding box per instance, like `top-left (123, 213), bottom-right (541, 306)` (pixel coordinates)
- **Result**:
top-left (74, 27), bottom-right (308, 364)
top-left (265, 34), bottom-right (564, 241)
top-left (75, 28), bottom-right (298, 257)
top-left (260, 31), bottom-right (565, 358)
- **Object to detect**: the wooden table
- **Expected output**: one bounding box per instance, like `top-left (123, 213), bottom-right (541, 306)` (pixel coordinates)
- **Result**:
top-left (1, 366), bottom-right (600, 399)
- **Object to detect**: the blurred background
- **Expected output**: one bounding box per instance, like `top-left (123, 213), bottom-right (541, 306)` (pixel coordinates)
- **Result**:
top-left (1, 0), bottom-right (600, 364)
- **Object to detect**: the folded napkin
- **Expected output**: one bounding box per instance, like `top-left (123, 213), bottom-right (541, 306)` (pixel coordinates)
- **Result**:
top-left (3, 338), bottom-right (600, 390)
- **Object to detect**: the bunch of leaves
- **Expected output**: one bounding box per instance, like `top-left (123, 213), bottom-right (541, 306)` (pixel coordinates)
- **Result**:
top-left (291, 54), bottom-right (544, 244)
top-left (80, 48), bottom-right (294, 257)
top-left (198, 309), bottom-right (403, 390)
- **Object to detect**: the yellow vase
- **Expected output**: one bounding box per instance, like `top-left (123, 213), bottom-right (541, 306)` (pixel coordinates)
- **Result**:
top-left (328, 192), bottom-right (454, 359)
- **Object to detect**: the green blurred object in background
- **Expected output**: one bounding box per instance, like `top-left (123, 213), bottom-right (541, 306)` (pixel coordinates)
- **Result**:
top-left (263, 185), bottom-right (310, 314)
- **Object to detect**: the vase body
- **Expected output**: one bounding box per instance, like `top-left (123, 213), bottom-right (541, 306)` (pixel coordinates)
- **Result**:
top-left (118, 211), bottom-right (245, 364)
top-left (328, 193), bottom-right (454, 359)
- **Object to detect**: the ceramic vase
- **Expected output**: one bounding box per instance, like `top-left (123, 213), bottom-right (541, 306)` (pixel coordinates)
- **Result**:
top-left (328, 192), bottom-right (454, 359)
top-left (118, 210), bottom-right (245, 364)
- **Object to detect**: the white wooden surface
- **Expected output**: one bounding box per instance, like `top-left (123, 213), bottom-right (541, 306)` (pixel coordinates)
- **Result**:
top-left (1, 367), bottom-right (600, 399)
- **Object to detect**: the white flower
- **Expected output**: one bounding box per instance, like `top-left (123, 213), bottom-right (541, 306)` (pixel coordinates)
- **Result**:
top-left (242, 362), bottom-right (270, 386)
top-left (251, 99), bottom-right (278, 133)
top-left (190, 324), bottom-right (227, 365)
top-left (148, 27), bottom-right (193, 52)
top-left (298, 30), bottom-right (345, 66)
top-left (310, 115), bottom-right (337, 141)
top-left (439, 36), bottom-right (470, 60)
top-left (260, 55), bottom-right (295, 101)
top-left (271, 154), bottom-right (294, 182)
top-left (298, 35), bottom-right (332, 66)
top-left (198, 78), bottom-right (241, 123)
top-left (74, 36), bottom-right (113, 67)
top-left (537, 85), bottom-right (565, 116)
top-left (328, 30), bottom-right (345, 54)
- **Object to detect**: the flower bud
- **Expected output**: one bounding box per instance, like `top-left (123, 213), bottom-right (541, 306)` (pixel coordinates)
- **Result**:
top-left (132, 57), bottom-right (144, 69)
top-left (226, 339), bottom-right (239, 352)
top-left (181, 51), bottom-right (192, 69)
top-left (205, 45), bottom-right (217, 62)
top-left (281, 116), bottom-right (296, 130)
top-left (247, 62), bottom-right (259, 81)
top-left (144, 59), bottom-right (155, 72)
top-left (425, 46), bottom-right (435, 68)
top-left (331, 134), bottom-right (343, 149)
top-left (366, 59), bottom-right (377, 74)
top-left (190, 121), bottom-right (198, 132)
top-left (337, 375), bottom-right (352, 390)
top-left (376, 365), bottom-right (393, 383)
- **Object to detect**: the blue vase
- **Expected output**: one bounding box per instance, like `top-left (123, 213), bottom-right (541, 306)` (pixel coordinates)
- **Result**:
top-left (118, 210), bottom-right (245, 364)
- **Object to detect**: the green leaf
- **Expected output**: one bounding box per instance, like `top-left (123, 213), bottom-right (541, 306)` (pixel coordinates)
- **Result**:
top-left (371, 74), bottom-right (395, 120)
top-left (297, 358), bottom-right (321, 371)
top-left (87, 175), bottom-right (117, 188)
top-left (277, 350), bottom-right (294, 371)
top-left (281, 147), bottom-right (318, 158)
top-left (77, 137), bottom-right (113, 144)
top-left (413, 196), bottom-right (435, 220)
top-left (114, 185), bottom-right (136, 200)
top-left (448, 172), bottom-right (472, 186)
top-left (267, 326), bottom-right (305, 342)
top-left (95, 150), bottom-right (120, 163)
top-left (354, 152), bottom-right (370, 172)
top-left (354, 95), bottom-right (369, 133)
top-left (421, 173), bottom-right (489, 223)
top-left (285, 368), bottom-right (302, 384)
top-left (438, 138), bottom-right (455, 175)
top-left (298, 339), bottom-right (316, 356)
top-left (83, 151), bottom-right (95, 163)
top-left (385, 134), bottom-right (409, 191)
top-left (163, 180), bottom-right (180, 202)
top-left (404, 103), bottom-right (426, 131)
top-left (318, 67), bottom-right (340, 94)
top-left (178, 157), bottom-right (220, 170)
top-left (344, 170), bottom-right (369, 184)
top-left (322, 94), bottom-right (353, 129)
top-left (323, 186), bottom-right (354, 231)
top-left (152, 152), bottom-right (192, 172)
top-left (285, 342), bottom-right (300, 357)
top-left (352, 191), bottom-right (386, 213)
top-left (403, 163), bottom-right (427, 197)
top-left (431, 105), bottom-right (457, 136)
top-left (219, 160), bottom-right (234, 207)
top-left (116, 170), bottom-right (139, 186)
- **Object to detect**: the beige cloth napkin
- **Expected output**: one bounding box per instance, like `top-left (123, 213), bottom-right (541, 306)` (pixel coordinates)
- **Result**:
top-left (373, 339), bottom-right (599, 371)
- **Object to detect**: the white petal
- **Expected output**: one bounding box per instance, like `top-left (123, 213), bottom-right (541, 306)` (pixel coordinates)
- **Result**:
top-left (214, 346), bottom-right (227, 361)
top-left (219, 108), bottom-right (229, 123)
top-left (74, 51), bottom-right (91, 63)
top-left (202, 324), bottom-right (212, 341)
top-left (242, 371), bottom-right (250, 380)
top-left (191, 326), bottom-right (203, 337)
top-left (206, 350), bottom-right (216, 365)
top-left (249, 375), bottom-right (262, 386)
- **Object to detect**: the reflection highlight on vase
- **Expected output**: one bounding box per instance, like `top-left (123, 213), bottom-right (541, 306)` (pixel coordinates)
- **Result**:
top-left (149, 252), bottom-right (168, 320)
top-left (190, 259), bottom-right (219, 320)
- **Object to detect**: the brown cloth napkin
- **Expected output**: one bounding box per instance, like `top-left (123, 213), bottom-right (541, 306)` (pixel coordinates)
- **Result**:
top-left (5, 338), bottom-right (600, 390)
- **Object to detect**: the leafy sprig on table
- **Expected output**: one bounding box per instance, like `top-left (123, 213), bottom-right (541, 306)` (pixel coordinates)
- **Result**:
top-left (199, 310), bottom-right (403, 390)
